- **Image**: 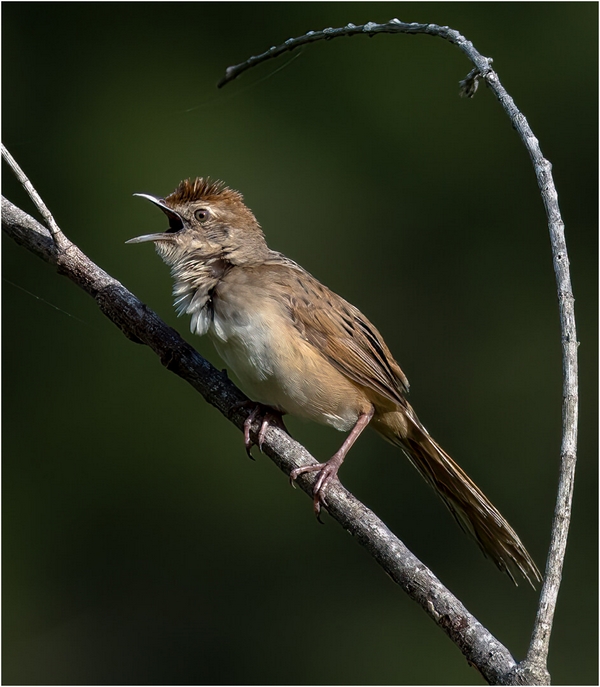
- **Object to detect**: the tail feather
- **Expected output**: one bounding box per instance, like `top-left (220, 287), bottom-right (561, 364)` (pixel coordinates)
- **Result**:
top-left (374, 405), bottom-right (542, 587)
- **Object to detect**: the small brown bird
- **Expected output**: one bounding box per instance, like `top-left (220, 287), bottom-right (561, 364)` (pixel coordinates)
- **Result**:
top-left (127, 177), bottom-right (541, 587)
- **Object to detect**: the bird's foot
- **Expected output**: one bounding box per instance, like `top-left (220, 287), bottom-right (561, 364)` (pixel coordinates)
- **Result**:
top-left (289, 453), bottom-right (345, 521)
top-left (233, 401), bottom-right (288, 458)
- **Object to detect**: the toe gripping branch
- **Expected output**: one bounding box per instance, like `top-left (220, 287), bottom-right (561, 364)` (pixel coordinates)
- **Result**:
top-left (238, 402), bottom-right (288, 459)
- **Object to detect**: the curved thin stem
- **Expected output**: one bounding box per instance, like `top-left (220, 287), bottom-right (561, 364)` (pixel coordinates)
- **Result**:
top-left (218, 18), bottom-right (579, 685)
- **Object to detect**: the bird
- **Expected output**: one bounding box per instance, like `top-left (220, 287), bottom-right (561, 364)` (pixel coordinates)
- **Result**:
top-left (127, 177), bottom-right (541, 587)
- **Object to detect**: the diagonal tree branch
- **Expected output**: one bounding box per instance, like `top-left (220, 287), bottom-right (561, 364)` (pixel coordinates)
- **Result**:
top-left (217, 19), bottom-right (578, 685)
top-left (4, 176), bottom-right (518, 685)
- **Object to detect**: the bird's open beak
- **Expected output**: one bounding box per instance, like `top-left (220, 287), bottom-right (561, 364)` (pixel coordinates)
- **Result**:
top-left (126, 193), bottom-right (184, 244)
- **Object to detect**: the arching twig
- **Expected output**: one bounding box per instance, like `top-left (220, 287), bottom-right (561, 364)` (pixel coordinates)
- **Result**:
top-left (218, 19), bottom-right (578, 685)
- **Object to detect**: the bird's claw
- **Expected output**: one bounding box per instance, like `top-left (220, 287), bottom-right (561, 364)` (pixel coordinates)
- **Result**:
top-left (290, 461), bottom-right (338, 521)
top-left (235, 402), bottom-right (287, 458)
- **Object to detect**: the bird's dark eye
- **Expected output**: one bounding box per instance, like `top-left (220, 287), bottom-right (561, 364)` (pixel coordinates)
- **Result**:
top-left (194, 208), bottom-right (210, 222)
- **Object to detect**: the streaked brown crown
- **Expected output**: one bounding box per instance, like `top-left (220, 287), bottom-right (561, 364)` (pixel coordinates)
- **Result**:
top-left (165, 177), bottom-right (244, 207)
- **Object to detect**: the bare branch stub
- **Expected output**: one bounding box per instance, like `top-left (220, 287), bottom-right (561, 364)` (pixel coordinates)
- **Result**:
top-left (1, 144), bottom-right (70, 252)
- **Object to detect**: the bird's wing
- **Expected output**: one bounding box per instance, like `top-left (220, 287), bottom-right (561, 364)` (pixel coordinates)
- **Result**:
top-left (267, 260), bottom-right (409, 406)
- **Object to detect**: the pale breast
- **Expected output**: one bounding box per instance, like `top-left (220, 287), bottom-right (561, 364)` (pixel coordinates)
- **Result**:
top-left (208, 277), bottom-right (366, 432)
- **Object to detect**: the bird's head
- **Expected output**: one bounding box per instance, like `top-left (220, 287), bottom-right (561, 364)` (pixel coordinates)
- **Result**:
top-left (127, 177), bottom-right (268, 266)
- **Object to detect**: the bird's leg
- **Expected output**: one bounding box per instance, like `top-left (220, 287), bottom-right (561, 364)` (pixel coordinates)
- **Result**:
top-left (290, 407), bottom-right (374, 518)
top-left (232, 400), bottom-right (288, 458)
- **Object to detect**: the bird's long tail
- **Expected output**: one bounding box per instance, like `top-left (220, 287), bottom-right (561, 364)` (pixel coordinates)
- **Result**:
top-left (373, 404), bottom-right (542, 587)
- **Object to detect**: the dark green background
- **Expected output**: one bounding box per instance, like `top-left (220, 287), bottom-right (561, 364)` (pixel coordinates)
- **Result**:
top-left (3, 3), bottom-right (597, 685)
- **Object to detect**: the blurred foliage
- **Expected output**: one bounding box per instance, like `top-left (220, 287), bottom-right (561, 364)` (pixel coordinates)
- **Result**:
top-left (2, 3), bottom-right (597, 685)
